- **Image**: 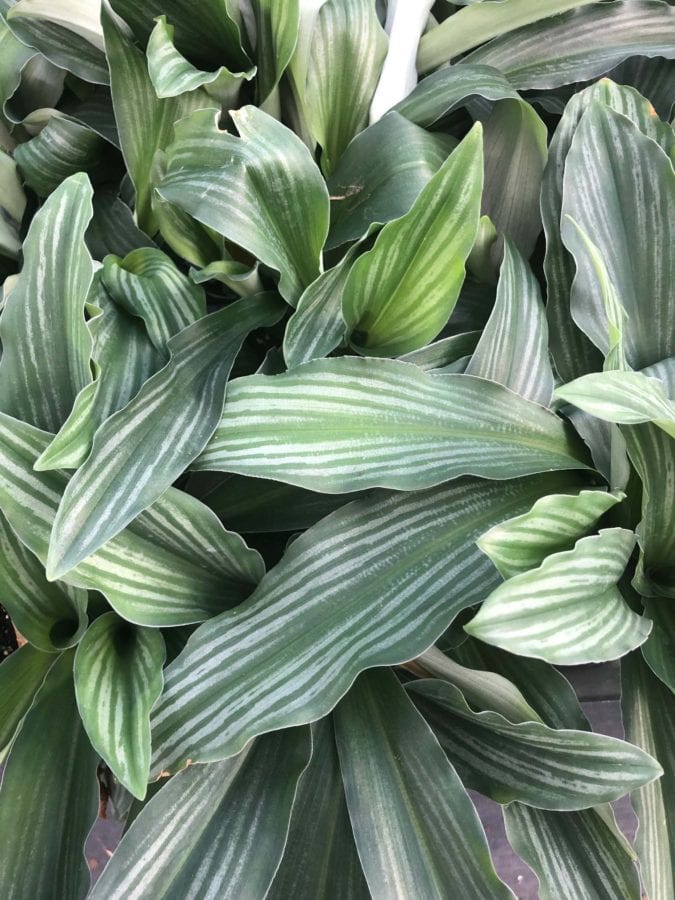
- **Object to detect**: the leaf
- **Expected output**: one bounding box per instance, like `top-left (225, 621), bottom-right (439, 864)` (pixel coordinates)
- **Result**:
top-left (408, 678), bottom-right (661, 810)
top-left (642, 599), bottom-right (675, 692)
top-left (466, 529), bottom-right (652, 664)
top-left (89, 727), bottom-right (312, 900)
top-left (561, 102), bottom-right (675, 370)
top-left (0, 148), bottom-right (26, 258)
top-left (466, 239), bottom-right (553, 404)
top-left (325, 111), bottom-right (453, 250)
top-left (0, 412), bottom-right (265, 626)
top-left (47, 292), bottom-right (283, 579)
top-left (334, 668), bottom-right (512, 899)
top-left (503, 804), bottom-right (641, 900)
top-left (267, 718), bottom-right (369, 899)
top-left (102, 2), bottom-right (212, 234)
top-left (195, 357), bottom-right (588, 492)
top-left (0, 173), bottom-right (94, 433)
top-left (86, 190), bottom-right (156, 260)
top-left (400, 331), bottom-right (481, 372)
top-left (158, 105), bottom-right (329, 305)
top-left (341, 125), bottom-right (483, 356)
top-left (0, 16), bottom-right (36, 125)
top-left (0, 644), bottom-right (54, 760)
top-left (0, 651), bottom-right (100, 900)
top-left (621, 652), bottom-right (675, 900)
top-left (0, 511), bottom-right (88, 652)
top-left (301, 0), bottom-right (387, 175)
top-left (8, 0), bottom-right (104, 51)
top-left (74, 612), bottom-right (165, 798)
top-left (477, 488), bottom-right (623, 579)
top-left (149, 471), bottom-right (582, 773)
top-left (245, 0), bottom-right (299, 103)
top-left (461, 1), bottom-right (675, 89)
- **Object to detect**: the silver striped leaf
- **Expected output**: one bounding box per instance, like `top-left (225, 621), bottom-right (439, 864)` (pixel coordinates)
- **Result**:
top-left (334, 668), bottom-right (513, 899)
top-left (46, 292), bottom-right (283, 580)
top-left (149, 471), bottom-right (583, 774)
top-left (466, 529), bottom-right (652, 664)
top-left (0, 148), bottom-right (26, 259)
top-left (74, 612), bottom-right (165, 798)
top-left (89, 727), bottom-right (312, 900)
top-left (244, 0), bottom-right (299, 103)
top-left (195, 357), bottom-right (588, 492)
top-left (0, 644), bottom-right (54, 761)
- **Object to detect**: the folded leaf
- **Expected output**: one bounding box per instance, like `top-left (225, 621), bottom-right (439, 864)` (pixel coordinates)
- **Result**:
top-left (342, 125), bottom-right (483, 356)
top-left (334, 668), bottom-right (512, 899)
top-left (245, 0), bottom-right (299, 103)
top-left (0, 644), bottom-right (54, 760)
top-left (149, 472), bottom-right (582, 772)
top-left (195, 357), bottom-right (587, 492)
top-left (466, 529), bottom-right (652, 664)
top-left (47, 293), bottom-right (283, 579)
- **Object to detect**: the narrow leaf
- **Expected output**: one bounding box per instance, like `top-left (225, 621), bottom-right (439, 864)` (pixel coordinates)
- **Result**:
top-left (0, 644), bottom-right (54, 759)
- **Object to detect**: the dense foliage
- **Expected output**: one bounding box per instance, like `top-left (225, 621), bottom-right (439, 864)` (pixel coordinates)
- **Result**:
top-left (0, 1), bottom-right (674, 897)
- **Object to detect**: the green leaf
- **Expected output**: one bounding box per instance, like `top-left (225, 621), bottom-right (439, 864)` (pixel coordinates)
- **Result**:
top-left (408, 678), bottom-right (661, 810)
top-left (8, 0), bottom-right (104, 51)
top-left (149, 471), bottom-right (582, 773)
top-left (0, 644), bottom-right (54, 760)
top-left (621, 652), bottom-right (675, 900)
top-left (47, 292), bottom-right (283, 579)
top-left (466, 529), bottom-right (652, 664)
top-left (334, 668), bottom-right (512, 898)
top-left (267, 718), bottom-right (369, 899)
top-left (325, 111), bottom-right (453, 250)
top-left (301, 0), bottom-right (387, 175)
top-left (158, 105), bottom-right (329, 305)
top-left (0, 148), bottom-right (26, 258)
top-left (0, 511), bottom-right (88, 652)
top-left (0, 412), bottom-right (265, 626)
top-left (86, 190), bottom-right (156, 260)
top-left (0, 651), bottom-right (99, 900)
top-left (503, 804), bottom-right (641, 900)
top-left (561, 102), bottom-right (675, 370)
top-left (400, 332), bottom-right (481, 372)
top-left (466, 239), bottom-right (553, 404)
top-left (195, 357), bottom-right (588, 492)
top-left (245, 0), bottom-right (299, 103)
top-left (74, 612), bottom-right (165, 799)
top-left (0, 16), bottom-right (36, 125)
top-left (477, 488), bottom-right (623, 579)
top-left (102, 2), bottom-right (212, 234)
top-left (341, 125), bottom-right (483, 356)
top-left (0, 173), bottom-right (94, 432)
top-left (89, 727), bottom-right (312, 900)
top-left (461, 1), bottom-right (675, 89)
top-left (642, 599), bottom-right (675, 692)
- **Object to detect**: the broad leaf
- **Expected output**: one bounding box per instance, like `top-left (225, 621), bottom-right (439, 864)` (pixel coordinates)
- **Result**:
top-left (0, 644), bottom-right (53, 759)
top-left (74, 612), bottom-right (165, 798)
top-left (90, 727), bottom-right (312, 900)
top-left (466, 529), bottom-right (652, 664)
top-left (334, 669), bottom-right (512, 898)
top-left (149, 472), bottom-right (582, 773)
top-left (47, 293), bottom-right (283, 579)
top-left (195, 357), bottom-right (588, 492)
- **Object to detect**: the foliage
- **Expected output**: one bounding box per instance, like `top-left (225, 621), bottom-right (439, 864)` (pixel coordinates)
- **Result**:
top-left (0, 1), bottom-right (674, 897)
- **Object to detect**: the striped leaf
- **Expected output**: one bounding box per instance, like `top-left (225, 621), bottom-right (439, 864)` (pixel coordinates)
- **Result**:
top-left (36, 275), bottom-right (165, 471)
top-left (0, 16), bottom-right (39, 123)
top-left (0, 148), bottom-right (26, 259)
top-left (462, 1), bottom-right (675, 89)
top-left (195, 357), bottom-right (588, 492)
top-left (325, 111), bottom-right (453, 250)
top-left (102, 3), bottom-right (212, 234)
top-left (101, 247), bottom-right (206, 353)
top-left (301, 0), bottom-right (387, 175)
top-left (466, 239), bottom-right (554, 405)
top-left (47, 293), bottom-right (283, 579)
top-left (157, 105), bottom-right (330, 305)
top-left (477, 488), bottom-right (622, 579)
top-left (0, 644), bottom-right (54, 761)
top-left (7, 0), bottom-right (104, 51)
top-left (0, 651), bottom-right (100, 900)
top-left (86, 190), bottom-right (156, 260)
top-left (244, 0), bottom-right (299, 103)
top-left (622, 652), bottom-right (675, 900)
top-left (561, 102), bottom-right (675, 370)
top-left (341, 125), bottom-right (483, 356)
top-left (0, 173), bottom-right (94, 433)
top-left (90, 727), bottom-right (312, 900)
top-left (557, 370), bottom-right (675, 439)
top-left (0, 412), bottom-right (265, 626)
top-left (74, 612), bottom-right (165, 798)
top-left (408, 678), bottom-right (661, 810)
top-left (642, 598), bottom-right (675, 692)
top-left (466, 529), bottom-right (652, 664)
top-left (149, 472), bottom-right (582, 773)
top-left (334, 668), bottom-right (512, 899)
top-left (0, 511), bottom-right (88, 652)
top-left (400, 331), bottom-right (481, 372)
top-left (503, 804), bottom-right (641, 900)
top-left (267, 718), bottom-right (369, 899)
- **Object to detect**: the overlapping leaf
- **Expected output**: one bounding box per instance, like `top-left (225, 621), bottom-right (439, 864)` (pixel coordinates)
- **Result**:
top-left (0, 644), bottom-right (53, 759)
